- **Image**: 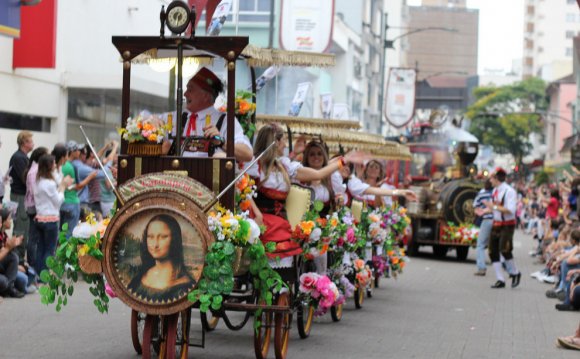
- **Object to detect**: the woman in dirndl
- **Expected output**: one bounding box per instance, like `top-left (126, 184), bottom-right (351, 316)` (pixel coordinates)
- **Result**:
top-left (246, 124), bottom-right (354, 267)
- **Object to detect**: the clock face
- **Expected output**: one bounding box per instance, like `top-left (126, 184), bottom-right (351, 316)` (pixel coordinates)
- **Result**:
top-left (166, 2), bottom-right (190, 34)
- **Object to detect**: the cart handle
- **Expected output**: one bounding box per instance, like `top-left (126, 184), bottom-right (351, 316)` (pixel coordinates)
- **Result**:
top-left (203, 141), bottom-right (276, 212)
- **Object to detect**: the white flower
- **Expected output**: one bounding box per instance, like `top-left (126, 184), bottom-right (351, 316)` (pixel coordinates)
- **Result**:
top-left (72, 222), bottom-right (95, 239)
top-left (310, 227), bottom-right (322, 242)
top-left (248, 219), bottom-right (261, 244)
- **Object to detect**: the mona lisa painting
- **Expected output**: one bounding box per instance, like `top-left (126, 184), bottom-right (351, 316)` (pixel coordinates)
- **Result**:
top-left (111, 210), bottom-right (205, 305)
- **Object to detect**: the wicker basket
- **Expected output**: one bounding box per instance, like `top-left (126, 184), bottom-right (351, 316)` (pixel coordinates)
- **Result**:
top-left (77, 246), bottom-right (103, 274)
top-left (127, 142), bottom-right (163, 156)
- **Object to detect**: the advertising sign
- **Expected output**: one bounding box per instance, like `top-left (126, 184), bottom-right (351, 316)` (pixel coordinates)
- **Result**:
top-left (332, 103), bottom-right (350, 120)
top-left (320, 93), bottom-right (333, 119)
top-left (288, 82), bottom-right (311, 116)
top-left (279, 0), bottom-right (335, 52)
top-left (385, 68), bottom-right (417, 128)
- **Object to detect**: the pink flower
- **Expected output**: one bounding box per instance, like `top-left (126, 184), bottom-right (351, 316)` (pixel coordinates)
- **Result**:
top-left (337, 236), bottom-right (345, 247)
top-left (299, 273), bottom-right (319, 294)
top-left (346, 228), bottom-right (356, 244)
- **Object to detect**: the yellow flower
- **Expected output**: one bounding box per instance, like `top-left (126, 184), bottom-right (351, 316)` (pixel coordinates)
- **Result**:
top-left (78, 244), bottom-right (90, 256)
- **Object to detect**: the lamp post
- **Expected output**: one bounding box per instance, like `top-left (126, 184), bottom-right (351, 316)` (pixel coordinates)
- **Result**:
top-left (378, 16), bottom-right (457, 135)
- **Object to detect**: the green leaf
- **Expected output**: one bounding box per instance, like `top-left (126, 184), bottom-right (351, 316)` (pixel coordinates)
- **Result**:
top-left (200, 294), bottom-right (211, 303)
top-left (68, 286), bottom-right (74, 296)
top-left (40, 270), bottom-right (51, 283)
top-left (223, 242), bottom-right (235, 256)
top-left (265, 292), bottom-right (273, 305)
top-left (212, 295), bottom-right (223, 305)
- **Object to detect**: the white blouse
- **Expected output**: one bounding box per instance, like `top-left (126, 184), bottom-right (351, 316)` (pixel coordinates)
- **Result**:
top-left (34, 178), bottom-right (64, 217)
top-left (247, 156), bottom-right (303, 192)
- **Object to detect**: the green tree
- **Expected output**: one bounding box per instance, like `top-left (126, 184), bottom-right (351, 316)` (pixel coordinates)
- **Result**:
top-left (466, 77), bottom-right (548, 164)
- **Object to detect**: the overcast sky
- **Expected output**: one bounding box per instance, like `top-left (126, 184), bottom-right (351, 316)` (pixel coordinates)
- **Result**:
top-left (407, 0), bottom-right (524, 75)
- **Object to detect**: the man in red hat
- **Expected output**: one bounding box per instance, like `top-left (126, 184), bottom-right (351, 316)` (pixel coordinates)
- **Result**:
top-left (166, 67), bottom-right (252, 161)
top-left (485, 167), bottom-right (521, 288)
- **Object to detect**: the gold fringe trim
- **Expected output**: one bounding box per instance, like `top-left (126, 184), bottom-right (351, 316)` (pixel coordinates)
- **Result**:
top-left (129, 48), bottom-right (215, 65)
top-left (256, 114), bottom-right (360, 130)
top-left (242, 44), bottom-right (335, 68)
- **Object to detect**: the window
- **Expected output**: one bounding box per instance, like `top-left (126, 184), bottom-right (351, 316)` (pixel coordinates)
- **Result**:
top-left (228, 0), bottom-right (270, 23)
top-left (566, 47), bottom-right (573, 57)
top-left (566, 13), bottom-right (576, 22)
top-left (567, 30), bottom-right (575, 38)
top-left (0, 111), bottom-right (51, 132)
top-left (568, 0), bottom-right (576, 4)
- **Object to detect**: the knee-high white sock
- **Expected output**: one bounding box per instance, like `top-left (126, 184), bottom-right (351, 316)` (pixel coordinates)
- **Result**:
top-left (493, 262), bottom-right (505, 282)
top-left (504, 259), bottom-right (518, 276)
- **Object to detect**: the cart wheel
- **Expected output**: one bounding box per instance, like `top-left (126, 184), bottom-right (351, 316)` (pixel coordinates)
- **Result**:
top-left (330, 303), bottom-right (343, 322)
top-left (274, 292), bottom-right (292, 359)
top-left (142, 315), bottom-right (162, 359)
top-left (162, 313), bottom-right (180, 359)
top-left (375, 272), bottom-right (380, 288)
top-left (130, 310), bottom-right (145, 354)
top-left (354, 287), bottom-right (364, 309)
top-left (296, 300), bottom-right (314, 339)
top-left (175, 310), bottom-right (191, 359)
top-left (254, 298), bottom-right (273, 359)
top-left (201, 310), bottom-right (220, 332)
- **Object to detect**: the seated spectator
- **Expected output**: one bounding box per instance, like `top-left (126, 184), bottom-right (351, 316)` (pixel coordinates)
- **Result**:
top-left (557, 322), bottom-right (580, 351)
top-left (0, 208), bottom-right (25, 298)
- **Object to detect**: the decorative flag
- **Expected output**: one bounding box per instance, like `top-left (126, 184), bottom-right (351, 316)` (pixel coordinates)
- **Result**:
top-left (320, 93), bottom-right (333, 119)
top-left (279, 0), bottom-right (335, 52)
top-left (206, 0), bottom-right (232, 36)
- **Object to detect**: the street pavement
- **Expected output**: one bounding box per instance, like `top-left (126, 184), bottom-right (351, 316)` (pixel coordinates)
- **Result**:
top-left (0, 230), bottom-right (578, 359)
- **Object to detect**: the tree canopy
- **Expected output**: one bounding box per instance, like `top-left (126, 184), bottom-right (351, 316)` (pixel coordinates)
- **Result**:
top-left (466, 77), bottom-right (548, 164)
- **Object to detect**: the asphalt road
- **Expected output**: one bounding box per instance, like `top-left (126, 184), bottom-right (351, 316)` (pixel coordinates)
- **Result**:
top-left (0, 231), bottom-right (578, 359)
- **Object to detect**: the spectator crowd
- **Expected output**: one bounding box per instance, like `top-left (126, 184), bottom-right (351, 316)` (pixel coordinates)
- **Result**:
top-left (0, 131), bottom-right (118, 301)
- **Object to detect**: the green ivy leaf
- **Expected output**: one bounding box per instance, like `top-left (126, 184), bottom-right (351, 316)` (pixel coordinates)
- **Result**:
top-left (40, 270), bottom-right (51, 283)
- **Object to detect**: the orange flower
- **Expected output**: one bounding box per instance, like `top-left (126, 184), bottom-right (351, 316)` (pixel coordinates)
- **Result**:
top-left (236, 175), bottom-right (249, 191)
top-left (400, 261), bottom-right (406, 268)
top-left (239, 199), bottom-right (251, 211)
top-left (392, 257), bottom-right (399, 264)
top-left (387, 250), bottom-right (394, 256)
top-left (238, 100), bottom-right (251, 115)
top-left (147, 134), bottom-right (158, 142)
top-left (300, 221), bottom-right (315, 235)
top-left (137, 122), bottom-right (143, 129)
top-left (330, 217), bottom-right (338, 227)
top-left (316, 217), bottom-right (327, 227)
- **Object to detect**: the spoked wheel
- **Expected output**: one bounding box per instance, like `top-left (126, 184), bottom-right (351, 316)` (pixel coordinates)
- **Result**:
top-left (254, 298), bottom-right (273, 359)
top-left (130, 310), bottom-right (146, 354)
top-left (330, 303), bottom-right (343, 322)
top-left (142, 315), bottom-right (162, 359)
top-left (174, 310), bottom-right (191, 359)
top-left (200, 309), bottom-right (220, 332)
top-left (354, 286), bottom-right (364, 309)
top-left (274, 292), bottom-right (292, 359)
top-left (296, 300), bottom-right (314, 339)
top-left (162, 313), bottom-right (181, 359)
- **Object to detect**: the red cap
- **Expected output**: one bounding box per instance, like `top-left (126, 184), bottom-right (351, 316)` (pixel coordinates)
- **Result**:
top-left (190, 67), bottom-right (222, 96)
top-left (493, 167), bottom-right (507, 176)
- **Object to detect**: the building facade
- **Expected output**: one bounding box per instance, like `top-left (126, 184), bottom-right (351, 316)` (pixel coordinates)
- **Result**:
top-left (545, 74), bottom-right (576, 166)
top-left (401, 1), bottom-right (478, 80)
top-left (522, 0), bottom-right (580, 81)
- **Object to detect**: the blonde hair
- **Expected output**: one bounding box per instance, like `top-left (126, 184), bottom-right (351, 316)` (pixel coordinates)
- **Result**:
top-left (17, 131), bottom-right (33, 147)
top-left (253, 124), bottom-right (290, 189)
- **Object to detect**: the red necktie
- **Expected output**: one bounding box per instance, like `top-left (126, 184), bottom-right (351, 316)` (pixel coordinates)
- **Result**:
top-left (185, 113), bottom-right (197, 136)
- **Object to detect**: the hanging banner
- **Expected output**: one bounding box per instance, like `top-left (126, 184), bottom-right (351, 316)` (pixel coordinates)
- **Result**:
top-left (320, 93), bottom-right (333, 119)
top-left (206, 0), bottom-right (232, 36)
top-left (279, 0), bottom-right (335, 53)
top-left (288, 82), bottom-right (311, 117)
top-left (385, 68), bottom-right (417, 128)
top-left (332, 103), bottom-right (350, 120)
top-left (0, 0), bottom-right (20, 38)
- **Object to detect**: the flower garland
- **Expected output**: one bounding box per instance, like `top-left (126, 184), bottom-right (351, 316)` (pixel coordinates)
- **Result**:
top-left (292, 201), bottom-right (332, 260)
top-left (39, 215), bottom-right (110, 313)
top-left (441, 222), bottom-right (479, 246)
top-left (218, 90), bottom-right (257, 139)
top-left (299, 272), bottom-right (342, 316)
top-left (117, 111), bottom-right (171, 144)
top-left (235, 173), bottom-right (257, 212)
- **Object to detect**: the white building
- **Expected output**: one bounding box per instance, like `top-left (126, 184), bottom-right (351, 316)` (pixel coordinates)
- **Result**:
top-left (0, 0), bottom-right (170, 193)
top-left (522, 0), bottom-right (580, 81)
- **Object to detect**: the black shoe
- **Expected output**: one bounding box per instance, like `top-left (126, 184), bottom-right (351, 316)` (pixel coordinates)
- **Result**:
top-left (510, 272), bottom-right (521, 288)
top-left (555, 303), bottom-right (576, 311)
top-left (491, 280), bottom-right (506, 288)
top-left (6, 287), bottom-right (25, 298)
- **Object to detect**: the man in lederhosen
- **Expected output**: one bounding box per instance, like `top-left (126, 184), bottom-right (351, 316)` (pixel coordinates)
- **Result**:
top-left (485, 167), bottom-right (522, 288)
top-left (164, 67), bottom-right (252, 161)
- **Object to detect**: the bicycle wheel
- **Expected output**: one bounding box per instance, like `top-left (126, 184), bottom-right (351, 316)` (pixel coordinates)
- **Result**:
top-left (274, 292), bottom-right (292, 359)
top-left (330, 303), bottom-right (343, 322)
